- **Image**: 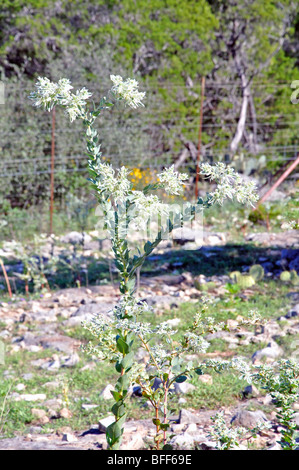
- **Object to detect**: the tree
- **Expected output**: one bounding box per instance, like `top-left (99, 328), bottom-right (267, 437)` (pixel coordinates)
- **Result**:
top-left (208, 0), bottom-right (298, 154)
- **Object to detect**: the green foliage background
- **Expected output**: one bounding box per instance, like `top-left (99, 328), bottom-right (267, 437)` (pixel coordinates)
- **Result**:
top-left (0, 0), bottom-right (298, 211)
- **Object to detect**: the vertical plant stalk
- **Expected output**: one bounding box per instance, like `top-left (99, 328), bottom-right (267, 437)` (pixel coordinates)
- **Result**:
top-left (49, 107), bottom-right (56, 235)
top-left (0, 259), bottom-right (12, 298)
top-left (195, 76), bottom-right (205, 200)
top-left (83, 116), bottom-right (136, 450)
top-left (163, 384), bottom-right (168, 446)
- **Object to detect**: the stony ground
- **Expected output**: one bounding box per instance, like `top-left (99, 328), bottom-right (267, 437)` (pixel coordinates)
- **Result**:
top-left (1, 229), bottom-right (299, 450)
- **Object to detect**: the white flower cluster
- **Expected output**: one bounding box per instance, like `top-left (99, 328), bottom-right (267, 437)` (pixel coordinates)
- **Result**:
top-left (200, 162), bottom-right (259, 207)
top-left (82, 315), bottom-right (120, 362)
top-left (230, 357), bottom-right (252, 384)
top-left (131, 191), bottom-right (170, 231)
top-left (157, 165), bottom-right (189, 195)
top-left (95, 163), bottom-right (131, 200)
top-left (110, 75), bottom-right (146, 109)
top-left (209, 411), bottom-right (246, 450)
top-left (183, 332), bottom-right (210, 353)
top-left (240, 310), bottom-right (265, 327)
top-left (112, 296), bottom-right (152, 320)
top-left (29, 77), bottom-right (92, 121)
top-left (281, 220), bottom-right (298, 230)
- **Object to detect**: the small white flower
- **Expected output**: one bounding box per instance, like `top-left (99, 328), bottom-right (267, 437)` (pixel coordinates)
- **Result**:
top-left (110, 75), bottom-right (146, 109)
top-left (157, 165), bottom-right (189, 195)
top-left (200, 162), bottom-right (259, 207)
top-left (29, 77), bottom-right (92, 121)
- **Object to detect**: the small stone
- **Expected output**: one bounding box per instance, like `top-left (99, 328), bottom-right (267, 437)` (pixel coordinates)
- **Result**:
top-left (120, 433), bottom-right (144, 450)
top-left (174, 382), bottom-right (196, 395)
top-left (198, 374), bottom-right (213, 385)
top-left (231, 409), bottom-right (268, 428)
top-left (252, 341), bottom-right (283, 363)
top-left (59, 407), bottom-right (72, 419)
top-left (171, 423), bottom-right (185, 433)
top-left (227, 319), bottom-right (239, 329)
top-left (22, 373), bottom-right (33, 381)
top-left (170, 433), bottom-right (195, 449)
top-left (13, 394), bottom-right (47, 402)
top-left (62, 433), bottom-right (78, 443)
top-left (61, 352), bottom-right (80, 368)
top-left (178, 398), bottom-right (187, 405)
top-left (81, 404), bottom-right (99, 411)
top-left (267, 442), bottom-right (282, 450)
top-left (99, 384), bottom-right (114, 401)
top-left (179, 409), bottom-right (200, 425)
top-left (31, 409), bottom-right (47, 420)
top-left (15, 383), bottom-right (26, 392)
top-left (185, 423), bottom-right (198, 434)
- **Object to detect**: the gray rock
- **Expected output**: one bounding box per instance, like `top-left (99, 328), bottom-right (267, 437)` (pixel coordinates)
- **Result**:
top-left (60, 231), bottom-right (92, 245)
top-left (99, 384), bottom-right (114, 400)
top-left (81, 404), bottom-right (99, 411)
top-left (120, 433), bottom-right (144, 450)
top-left (98, 415), bottom-right (115, 433)
top-left (170, 432), bottom-right (195, 449)
top-left (252, 341), bottom-right (283, 363)
top-left (179, 409), bottom-right (200, 425)
top-left (174, 382), bottom-right (196, 395)
top-left (61, 352), bottom-right (80, 368)
top-left (12, 393), bottom-right (47, 402)
top-left (62, 433), bottom-right (78, 443)
top-left (70, 302), bottom-right (113, 322)
top-left (231, 409), bottom-right (268, 428)
top-left (41, 357), bottom-right (60, 371)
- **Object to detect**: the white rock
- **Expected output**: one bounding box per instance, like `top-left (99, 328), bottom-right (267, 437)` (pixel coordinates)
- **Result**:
top-left (98, 415), bottom-right (115, 433)
top-left (62, 433), bottom-right (78, 443)
top-left (61, 353), bottom-right (80, 368)
top-left (198, 374), bottom-right (213, 385)
top-left (100, 384), bottom-right (114, 401)
top-left (13, 394), bottom-right (47, 402)
top-left (170, 433), bottom-right (195, 448)
top-left (15, 383), bottom-right (26, 391)
top-left (174, 382), bottom-right (196, 395)
top-left (81, 404), bottom-right (99, 411)
top-left (252, 341), bottom-right (283, 363)
top-left (120, 433), bottom-right (144, 450)
top-left (185, 423), bottom-right (198, 434)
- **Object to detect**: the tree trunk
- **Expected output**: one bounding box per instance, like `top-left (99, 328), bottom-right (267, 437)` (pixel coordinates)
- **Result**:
top-left (230, 57), bottom-right (250, 154)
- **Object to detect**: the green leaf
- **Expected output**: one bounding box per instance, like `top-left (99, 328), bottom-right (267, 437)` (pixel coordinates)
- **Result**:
top-left (112, 402), bottom-right (126, 418)
top-left (121, 351), bottom-right (134, 371)
top-left (160, 423), bottom-right (170, 431)
top-left (116, 337), bottom-right (129, 354)
top-left (175, 375), bottom-right (187, 383)
top-left (110, 391), bottom-right (122, 402)
top-left (115, 374), bottom-right (130, 393)
top-left (195, 368), bottom-right (204, 375)
top-left (144, 241), bottom-right (152, 254)
top-left (106, 421), bottom-right (122, 441)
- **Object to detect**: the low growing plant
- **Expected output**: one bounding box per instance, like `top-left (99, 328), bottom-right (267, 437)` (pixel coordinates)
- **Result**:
top-left (29, 74), bottom-right (259, 450)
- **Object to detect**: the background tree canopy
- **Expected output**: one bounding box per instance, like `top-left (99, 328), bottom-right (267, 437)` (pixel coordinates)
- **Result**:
top-left (0, 0), bottom-right (298, 209)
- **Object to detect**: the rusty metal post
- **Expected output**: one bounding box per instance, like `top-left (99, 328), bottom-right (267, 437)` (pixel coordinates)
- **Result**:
top-left (257, 153), bottom-right (299, 206)
top-left (195, 77), bottom-right (205, 200)
top-left (49, 107), bottom-right (56, 234)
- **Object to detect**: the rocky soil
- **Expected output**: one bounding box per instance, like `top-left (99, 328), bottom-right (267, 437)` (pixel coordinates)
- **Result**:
top-left (1, 229), bottom-right (299, 450)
